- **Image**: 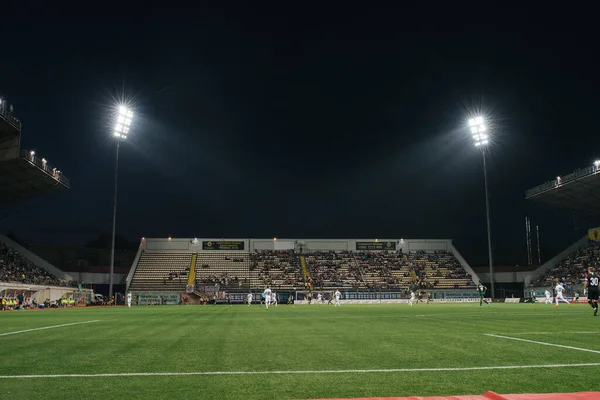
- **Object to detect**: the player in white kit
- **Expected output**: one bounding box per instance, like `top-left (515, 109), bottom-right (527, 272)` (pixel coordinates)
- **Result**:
top-left (272, 292), bottom-right (278, 307)
top-left (409, 290), bottom-right (415, 306)
top-left (263, 287), bottom-right (272, 310)
top-left (544, 289), bottom-right (552, 304)
top-left (554, 282), bottom-right (571, 307)
top-left (317, 293), bottom-right (323, 304)
top-left (334, 290), bottom-right (341, 307)
top-left (247, 293), bottom-right (253, 306)
top-left (127, 292), bottom-right (132, 308)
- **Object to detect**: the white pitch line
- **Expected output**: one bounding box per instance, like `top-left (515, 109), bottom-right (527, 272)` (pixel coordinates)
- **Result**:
top-left (495, 332), bottom-right (600, 335)
top-left (1, 363), bottom-right (600, 379)
top-left (485, 334), bottom-right (600, 354)
top-left (0, 320), bottom-right (100, 337)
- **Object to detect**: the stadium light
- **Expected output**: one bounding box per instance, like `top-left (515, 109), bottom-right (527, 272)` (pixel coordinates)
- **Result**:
top-left (468, 116), bottom-right (495, 300)
top-left (594, 160), bottom-right (600, 168)
top-left (109, 105), bottom-right (135, 301)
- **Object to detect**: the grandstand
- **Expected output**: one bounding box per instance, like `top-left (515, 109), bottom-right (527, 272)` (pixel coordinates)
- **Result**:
top-left (525, 160), bottom-right (600, 296)
top-left (126, 238), bottom-right (478, 301)
top-left (0, 94), bottom-right (70, 204)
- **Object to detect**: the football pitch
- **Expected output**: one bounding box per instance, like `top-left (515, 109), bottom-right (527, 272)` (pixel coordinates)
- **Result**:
top-left (1, 303), bottom-right (599, 400)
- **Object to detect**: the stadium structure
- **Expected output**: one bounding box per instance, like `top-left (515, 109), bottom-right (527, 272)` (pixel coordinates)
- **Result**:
top-left (522, 160), bottom-right (600, 299)
top-left (0, 95), bottom-right (70, 204)
top-left (124, 237), bottom-right (481, 305)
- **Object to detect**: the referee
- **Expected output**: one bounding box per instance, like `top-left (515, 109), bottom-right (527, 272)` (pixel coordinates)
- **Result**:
top-left (584, 267), bottom-right (599, 317)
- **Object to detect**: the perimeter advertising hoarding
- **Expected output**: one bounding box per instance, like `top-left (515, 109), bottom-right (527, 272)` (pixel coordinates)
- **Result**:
top-left (135, 293), bottom-right (180, 305)
top-left (356, 241), bottom-right (396, 251)
top-left (202, 241), bottom-right (245, 250)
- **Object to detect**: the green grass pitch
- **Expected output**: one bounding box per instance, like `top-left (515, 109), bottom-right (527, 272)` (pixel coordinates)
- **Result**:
top-left (1, 303), bottom-right (599, 400)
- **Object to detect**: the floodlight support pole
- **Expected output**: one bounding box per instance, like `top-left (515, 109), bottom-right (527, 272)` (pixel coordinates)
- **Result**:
top-left (109, 139), bottom-right (121, 301)
top-left (482, 149), bottom-right (494, 299)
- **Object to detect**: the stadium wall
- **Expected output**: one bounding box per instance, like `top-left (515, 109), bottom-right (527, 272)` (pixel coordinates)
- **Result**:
top-left (137, 238), bottom-right (464, 253)
top-left (0, 233), bottom-right (72, 281)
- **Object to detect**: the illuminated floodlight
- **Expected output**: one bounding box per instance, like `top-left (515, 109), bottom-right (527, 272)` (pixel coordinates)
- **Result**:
top-left (42, 158), bottom-right (46, 163)
top-left (594, 160), bottom-right (600, 167)
top-left (469, 116), bottom-right (489, 148)
top-left (30, 150), bottom-right (35, 155)
top-left (114, 106), bottom-right (134, 139)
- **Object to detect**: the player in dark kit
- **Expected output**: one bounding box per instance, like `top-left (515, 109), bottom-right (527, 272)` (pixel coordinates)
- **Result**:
top-left (584, 267), bottom-right (599, 316)
top-left (477, 281), bottom-right (490, 307)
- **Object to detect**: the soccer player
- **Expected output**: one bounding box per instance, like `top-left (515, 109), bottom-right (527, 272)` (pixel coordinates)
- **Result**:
top-left (544, 289), bottom-right (552, 304)
top-left (272, 292), bottom-right (278, 307)
top-left (127, 292), bottom-right (132, 308)
top-left (554, 281), bottom-right (570, 307)
top-left (584, 267), bottom-right (599, 316)
top-left (409, 290), bottom-right (415, 306)
top-left (263, 287), bottom-right (272, 310)
top-left (334, 290), bottom-right (341, 307)
top-left (477, 281), bottom-right (490, 307)
top-left (574, 292), bottom-right (580, 304)
top-left (317, 293), bottom-right (323, 304)
top-left (530, 289), bottom-right (536, 305)
top-left (247, 293), bottom-right (253, 306)
top-left (287, 294), bottom-right (294, 305)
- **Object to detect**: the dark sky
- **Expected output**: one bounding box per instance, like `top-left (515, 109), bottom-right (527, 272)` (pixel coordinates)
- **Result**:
top-left (0, 5), bottom-right (596, 266)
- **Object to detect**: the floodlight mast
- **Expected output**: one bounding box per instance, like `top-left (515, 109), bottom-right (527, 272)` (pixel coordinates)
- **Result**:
top-left (109, 106), bottom-right (134, 302)
top-left (468, 116), bottom-right (495, 300)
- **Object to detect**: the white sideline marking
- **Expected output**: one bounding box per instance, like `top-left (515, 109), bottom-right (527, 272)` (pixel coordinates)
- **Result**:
top-left (485, 334), bottom-right (600, 354)
top-left (1, 363), bottom-right (600, 379)
top-left (496, 331), bottom-right (600, 335)
top-left (0, 320), bottom-right (100, 337)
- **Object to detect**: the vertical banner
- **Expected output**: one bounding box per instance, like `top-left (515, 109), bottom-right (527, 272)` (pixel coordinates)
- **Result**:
top-left (588, 228), bottom-right (600, 241)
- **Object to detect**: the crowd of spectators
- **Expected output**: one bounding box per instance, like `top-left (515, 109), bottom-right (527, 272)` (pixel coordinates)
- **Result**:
top-left (251, 250), bottom-right (304, 289)
top-left (1, 241), bottom-right (71, 287)
top-left (531, 241), bottom-right (600, 288)
top-left (305, 251), bottom-right (364, 288)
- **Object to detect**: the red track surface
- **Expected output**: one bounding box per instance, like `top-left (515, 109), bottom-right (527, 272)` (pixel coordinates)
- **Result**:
top-left (312, 391), bottom-right (600, 400)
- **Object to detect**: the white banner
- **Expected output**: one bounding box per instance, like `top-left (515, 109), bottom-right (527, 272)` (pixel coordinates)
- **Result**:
top-left (504, 298), bottom-right (521, 303)
top-left (431, 298), bottom-right (487, 303)
top-left (135, 292), bottom-right (180, 305)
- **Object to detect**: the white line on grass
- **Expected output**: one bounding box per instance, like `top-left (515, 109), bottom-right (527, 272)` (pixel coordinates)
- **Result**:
top-left (485, 334), bottom-right (600, 354)
top-left (0, 320), bottom-right (100, 337)
top-left (1, 363), bottom-right (600, 379)
top-left (495, 332), bottom-right (600, 335)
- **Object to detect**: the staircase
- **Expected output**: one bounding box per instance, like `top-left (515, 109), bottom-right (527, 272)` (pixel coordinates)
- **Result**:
top-left (300, 255), bottom-right (311, 290)
top-left (404, 254), bottom-right (418, 280)
top-left (186, 253), bottom-right (197, 291)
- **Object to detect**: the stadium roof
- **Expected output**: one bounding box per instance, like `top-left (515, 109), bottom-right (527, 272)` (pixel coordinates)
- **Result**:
top-left (526, 163), bottom-right (600, 214)
top-left (0, 150), bottom-right (70, 204)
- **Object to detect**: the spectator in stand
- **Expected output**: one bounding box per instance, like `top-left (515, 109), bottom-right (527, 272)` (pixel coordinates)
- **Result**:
top-left (0, 241), bottom-right (71, 287)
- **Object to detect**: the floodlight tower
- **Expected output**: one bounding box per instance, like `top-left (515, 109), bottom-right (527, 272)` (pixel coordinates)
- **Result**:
top-left (109, 106), bottom-right (133, 301)
top-left (468, 116), bottom-right (495, 300)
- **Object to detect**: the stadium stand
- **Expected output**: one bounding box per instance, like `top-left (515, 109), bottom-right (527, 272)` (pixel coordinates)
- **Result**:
top-left (196, 251), bottom-right (254, 290)
top-left (251, 250), bottom-right (304, 290)
top-left (126, 238), bottom-right (478, 294)
top-left (408, 250), bottom-right (473, 289)
top-left (128, 252), bottom-right (191, 292)
top-left (0, 240), bottom-right (69, 286)
top-left (531, 241), bottom-right (599, 287)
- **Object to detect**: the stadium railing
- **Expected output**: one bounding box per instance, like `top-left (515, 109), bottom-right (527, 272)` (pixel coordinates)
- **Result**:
top-left (19, 149), bottom-right (70, 188)
top-left (526, 165), bottom-right (598, 198)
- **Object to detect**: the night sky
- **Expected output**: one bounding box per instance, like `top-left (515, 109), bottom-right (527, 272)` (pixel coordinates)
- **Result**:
top-left (0, 5), bottom-right (596, 266)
